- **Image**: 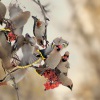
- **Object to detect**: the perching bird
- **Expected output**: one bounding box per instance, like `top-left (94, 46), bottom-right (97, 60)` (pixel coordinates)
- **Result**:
top-left (39, 37), bottom-right (69, 58)
top-left (0, 1), bottom-right (6, 25)
top-left (18, 34), bottom-right (37, 66)
top-left (56, 51), bottom-right (70, 76)
top-left (58, 73), bottom-right (73, 90)
top-left (19, 33), bottom-right (42, 66)
top-left (44, 45), bottom-right (63, 69)
top-left (32, 16), bottom-right (47, 47)
top-left (40, 44), bottom-right (67, 75)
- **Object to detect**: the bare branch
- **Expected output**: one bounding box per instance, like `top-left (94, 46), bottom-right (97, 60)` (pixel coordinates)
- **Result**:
top-left (32, 0), bottom-right (49, 25)
top-left (32, 0), bottom-right (49, 47)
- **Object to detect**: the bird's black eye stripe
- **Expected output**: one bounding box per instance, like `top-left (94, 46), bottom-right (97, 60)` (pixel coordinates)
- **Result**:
top-left (64, 55), bottom-right (69, 58)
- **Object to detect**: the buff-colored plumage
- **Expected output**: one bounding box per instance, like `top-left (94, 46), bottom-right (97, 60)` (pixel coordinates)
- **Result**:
top-left (57, 51), bottom-right (70, 74)
top-left (44, 46), bottom-right (62, 69)
top-left (10, 11), bottom-right (30, 29)
top-left (32, 16), bottom-right (46, 47)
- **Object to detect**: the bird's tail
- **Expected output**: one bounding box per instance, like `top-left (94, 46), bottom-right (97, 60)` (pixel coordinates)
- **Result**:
top-left (0, 82), bottom-right (7, 86)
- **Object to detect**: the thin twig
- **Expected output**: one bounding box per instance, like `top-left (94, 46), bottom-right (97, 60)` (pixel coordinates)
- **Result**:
top-left (3, 18), bottom-right (15, 33)
top-left (12, 56), bottom-right (21, 62)
top-left (32, 0), bottom-right (48, 26)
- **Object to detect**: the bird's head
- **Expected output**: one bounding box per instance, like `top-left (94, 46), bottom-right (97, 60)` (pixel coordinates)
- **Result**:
top-left (62, 51), bottom-right (69, 62)
top-left (51, 37), bottom-right (69, 50)
top-left (36, 20), bottom-right (42, 28)
top-left (25, 33), bottom-right (36, 46)
top-left (55, 45), bottom-right (63, 51)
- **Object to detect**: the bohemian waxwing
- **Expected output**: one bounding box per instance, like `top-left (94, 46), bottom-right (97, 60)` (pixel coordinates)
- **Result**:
top-left (56, 51), bottom-right (70, 76)
top-left (40, 44), bottom-right (65, 75)
top-left (20, 33), bottom-right (42, 66)
top-left (39, 37), bottom-right (69, 58)
top-left (32, 16), bottom-right (47, 47)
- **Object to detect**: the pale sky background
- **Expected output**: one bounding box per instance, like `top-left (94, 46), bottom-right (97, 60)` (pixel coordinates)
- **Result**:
top-left (0, 0), bottom-right (86, 100)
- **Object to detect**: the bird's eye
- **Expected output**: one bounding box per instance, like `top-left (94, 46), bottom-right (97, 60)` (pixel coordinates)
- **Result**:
top-left (62, 43), bottom-right (68, 48)
top-left (51, 42), bottom-right (56, 48)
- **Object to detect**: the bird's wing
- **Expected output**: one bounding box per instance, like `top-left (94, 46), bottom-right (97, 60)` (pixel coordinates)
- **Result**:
top-left (14, 26), bottom-right (23, 36)
top-left (10, 11), bottom-right (30, 29)
top-left (8, 3), bottom-right (23, 18)
top-left (65, 62), bottom-right (70, 68)
top-left (11, 35), bottom-right (25, 52)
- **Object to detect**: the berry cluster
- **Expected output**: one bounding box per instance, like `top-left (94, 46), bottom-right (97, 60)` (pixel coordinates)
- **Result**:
top-left (8, 32), bottom-right (17, 42)
top-left (43, 69), bottom-right (61, 90)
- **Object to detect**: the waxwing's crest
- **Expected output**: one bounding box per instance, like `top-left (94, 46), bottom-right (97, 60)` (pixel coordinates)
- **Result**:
top-left (37, 20), bottom-right (42, 27)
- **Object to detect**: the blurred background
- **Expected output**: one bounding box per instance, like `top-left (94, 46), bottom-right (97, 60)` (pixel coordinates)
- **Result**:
top-left (0, 0), bottom-right (100, 100)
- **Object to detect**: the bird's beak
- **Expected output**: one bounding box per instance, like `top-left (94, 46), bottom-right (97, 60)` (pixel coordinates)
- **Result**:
top-left (56, 45), bottom-right (62, 51)
top-left (25, 33), bottom-right (31, 38)
top-left (32, 16), bottom-right (38, 20)
top-left (67, 84), bottom-right (73, 91)
top-left (62, 56), bottom-right (68, 61)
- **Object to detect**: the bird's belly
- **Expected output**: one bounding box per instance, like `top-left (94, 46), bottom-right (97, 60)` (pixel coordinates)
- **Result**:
top-left (46, 55), bottom-right (61, 69)
top-left (58, 66), bottom-right (68, 73)
top-left (57, 63), bottom-right (68, 73)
